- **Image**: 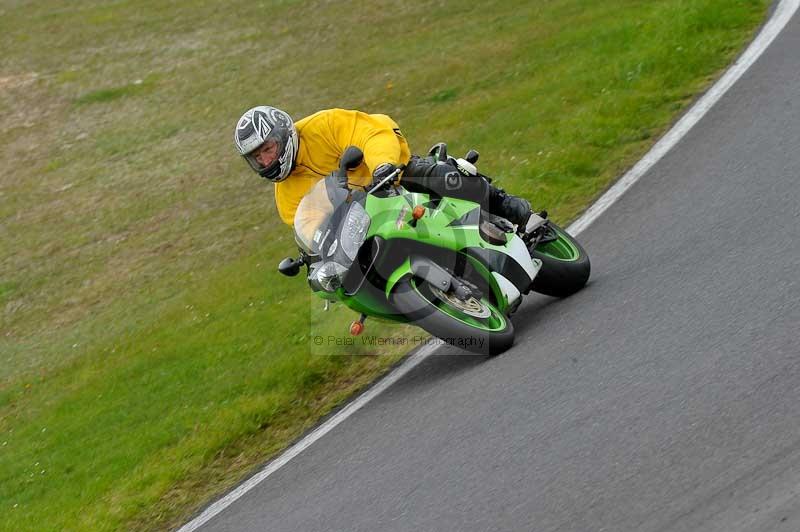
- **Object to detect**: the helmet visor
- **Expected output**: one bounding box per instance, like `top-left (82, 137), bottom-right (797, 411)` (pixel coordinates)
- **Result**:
top-left (243, 137), bottom-right (284, 180)
top-left (252, 138), bottom-right (280, 167)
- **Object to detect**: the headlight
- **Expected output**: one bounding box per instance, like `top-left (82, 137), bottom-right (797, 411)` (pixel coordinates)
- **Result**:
top-left (312, 261), bottom-right (349, 292)
top-left (340, 202), bottom-right (371, 261)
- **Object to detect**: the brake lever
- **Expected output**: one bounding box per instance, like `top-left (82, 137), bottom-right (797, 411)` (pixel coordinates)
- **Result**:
top-left (367, 168), bottom-right (404, 195)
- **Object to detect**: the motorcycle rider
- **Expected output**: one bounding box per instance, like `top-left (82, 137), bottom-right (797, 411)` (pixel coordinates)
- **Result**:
top-left (233, 106), bottom-right (533, 228)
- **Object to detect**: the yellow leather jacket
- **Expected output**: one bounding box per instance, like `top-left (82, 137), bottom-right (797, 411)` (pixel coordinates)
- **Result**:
top-left (274, 109), bottom-right (411, 225)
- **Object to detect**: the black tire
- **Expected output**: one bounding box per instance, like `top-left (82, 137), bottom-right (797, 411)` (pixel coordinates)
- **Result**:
top-left (390, 277), bottom-right (515, 356)
top-left (529, 222), bottom-right (590, 297)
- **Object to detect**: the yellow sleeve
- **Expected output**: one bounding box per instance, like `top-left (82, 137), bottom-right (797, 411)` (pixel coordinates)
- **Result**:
top-left (360, 113), bottom-right (411, 174)
top-left (362, 129), bottom-right (403, 175)
top-left (327, 110), bottom-right (411, 176)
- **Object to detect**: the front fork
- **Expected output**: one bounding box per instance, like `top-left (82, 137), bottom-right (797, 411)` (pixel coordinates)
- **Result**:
top-left (385, 255), bottom-right (507, 313)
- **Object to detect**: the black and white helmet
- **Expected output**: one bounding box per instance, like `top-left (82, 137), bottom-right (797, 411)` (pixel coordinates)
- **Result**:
top-left (234, 106), bottom-right (299, 182)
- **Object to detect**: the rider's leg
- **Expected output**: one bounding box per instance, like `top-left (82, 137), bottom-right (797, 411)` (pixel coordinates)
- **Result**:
top-left (487, 186), bottom-right (531, 227)
top-left (402, 155), bottom-right (489, 203)
top-left (403, 155), bottom-right (532, 226)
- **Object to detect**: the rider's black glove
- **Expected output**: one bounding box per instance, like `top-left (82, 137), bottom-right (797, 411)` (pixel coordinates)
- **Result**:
top-left (373, 162), bottom-right (399, 179)
top-left (371, 162), bottom-right (402, 190)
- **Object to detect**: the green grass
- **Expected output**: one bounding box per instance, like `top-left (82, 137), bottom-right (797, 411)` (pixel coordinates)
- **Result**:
top-left (73, 78), bottom-right (156, 106)
top-left (0, 0), bottom-right (769, 529)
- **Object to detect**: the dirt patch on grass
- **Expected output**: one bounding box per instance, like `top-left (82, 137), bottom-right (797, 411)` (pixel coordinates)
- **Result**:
top-left (0, 73), bottom-right (39, 91)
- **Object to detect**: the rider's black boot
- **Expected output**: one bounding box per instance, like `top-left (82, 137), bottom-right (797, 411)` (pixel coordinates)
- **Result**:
top-left (488, 185), bottom-right (532, 227)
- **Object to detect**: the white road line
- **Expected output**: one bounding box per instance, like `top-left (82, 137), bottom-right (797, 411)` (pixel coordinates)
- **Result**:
top-left (177, 2), bottom-right (800, 530)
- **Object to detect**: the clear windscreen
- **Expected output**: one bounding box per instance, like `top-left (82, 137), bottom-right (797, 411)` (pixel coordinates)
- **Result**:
top-left (294, 175), bottom-right (372, 293)
top-left (293, 175), bottom-right (349, 256)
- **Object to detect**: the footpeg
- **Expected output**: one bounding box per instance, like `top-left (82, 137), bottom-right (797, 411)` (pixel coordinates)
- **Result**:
top-left (522, 212), bottom-right (548, 235)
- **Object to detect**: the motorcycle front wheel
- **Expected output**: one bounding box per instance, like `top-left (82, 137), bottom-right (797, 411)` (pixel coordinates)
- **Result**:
top-left (390, 277), bottom-right (515, 356)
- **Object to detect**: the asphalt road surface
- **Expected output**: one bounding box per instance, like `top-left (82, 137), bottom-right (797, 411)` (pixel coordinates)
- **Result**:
top-left (193, 9), bottom-right (800, 532)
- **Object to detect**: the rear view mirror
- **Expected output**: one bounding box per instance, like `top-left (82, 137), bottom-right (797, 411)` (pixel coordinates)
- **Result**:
top-left (339, 146), bottom-right (364, 172)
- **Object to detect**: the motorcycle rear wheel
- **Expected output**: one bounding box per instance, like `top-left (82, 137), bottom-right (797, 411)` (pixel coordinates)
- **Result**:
top-left (391, 277), bottom-right (515, 356)
top-left (529, 222), bottom-right (590, 297)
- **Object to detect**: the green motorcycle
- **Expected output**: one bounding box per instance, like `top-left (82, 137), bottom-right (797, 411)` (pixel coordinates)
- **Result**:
top-left (279, 145), bottom-right (590, 356)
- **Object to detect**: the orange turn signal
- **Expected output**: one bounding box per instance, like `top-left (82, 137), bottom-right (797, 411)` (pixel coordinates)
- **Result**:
top-left (349, 321), bottom-right (365, 336)
top-left (412, 206), bottom-right (426, 220)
